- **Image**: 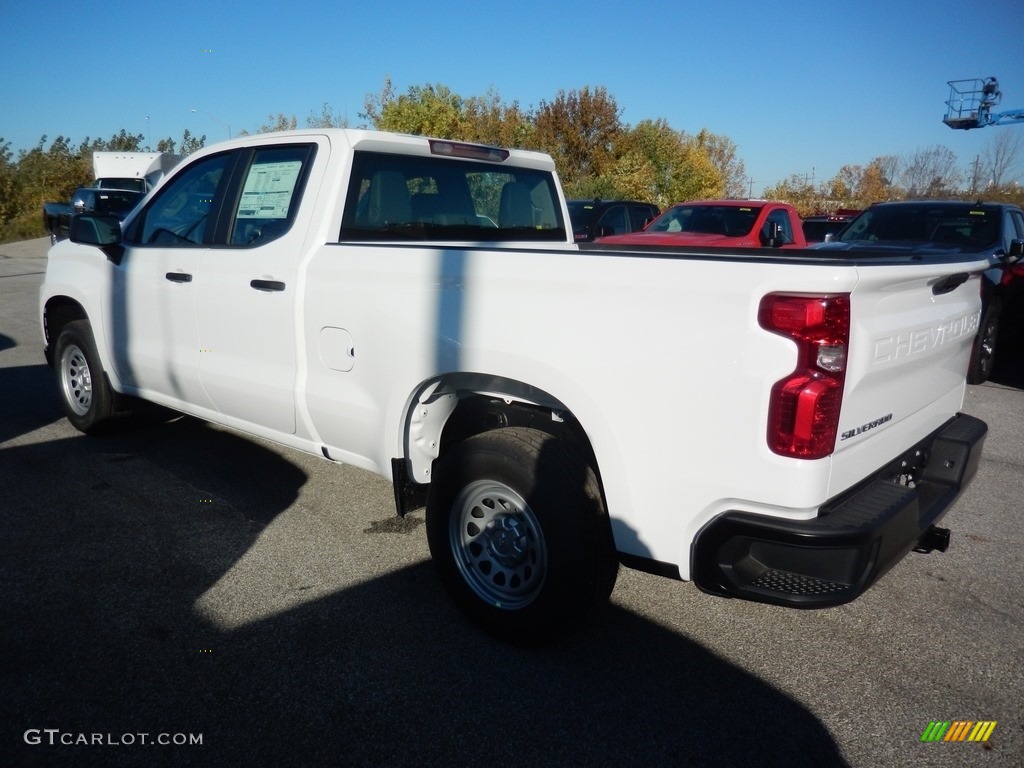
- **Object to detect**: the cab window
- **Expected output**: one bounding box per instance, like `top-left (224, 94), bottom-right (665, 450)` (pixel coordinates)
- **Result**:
top-left (133, 153), bottom-right (232, 246)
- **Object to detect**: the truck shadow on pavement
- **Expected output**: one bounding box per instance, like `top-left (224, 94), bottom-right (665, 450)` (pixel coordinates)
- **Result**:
top-left (0, 363), bottom-right (67, 443)
top-left (1, 424), bottom-right (847, 768)
top-left (989, 302), bottom-right (1024, 389)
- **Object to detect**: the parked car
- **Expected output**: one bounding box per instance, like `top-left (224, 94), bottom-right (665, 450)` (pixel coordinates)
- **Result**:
top-left (42, 187), bottom-right (144, 244)
top-left (567, 199), bottom-right (659, 242)
top-left (802, 209), bottom-right (860, 243)
top-left (814, 200), bottom-right (1024, 383)
top-left (595, 199), bottom-right (807, 248)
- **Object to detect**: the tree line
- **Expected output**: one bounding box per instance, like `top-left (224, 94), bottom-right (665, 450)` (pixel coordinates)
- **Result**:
top-left (2, 81), bottom-right (1022, 243)
top-left (765, 132), bottom-right (1024, 216)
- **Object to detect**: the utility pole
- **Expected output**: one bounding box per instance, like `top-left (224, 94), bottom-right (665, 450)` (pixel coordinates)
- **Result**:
top-left (969, 155), bottom-right (982, 195)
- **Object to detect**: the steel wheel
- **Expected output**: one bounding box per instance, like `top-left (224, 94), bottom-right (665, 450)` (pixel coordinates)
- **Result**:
top-left (449, 479), bottom-right (547, 610)
top-left (53, 319), bottom-right (116, 433)
top-left (426, 426), bottom-right (618, 643)
top-left (59, 342), bottom-right (93, 416)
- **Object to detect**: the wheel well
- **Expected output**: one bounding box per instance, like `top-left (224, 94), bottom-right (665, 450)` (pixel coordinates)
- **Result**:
top-left (441, 394), bottom-right (594, 464)
top-left (395, 378), bottom-right (601, 516)
top-left (43, 297), bottom-right (87, 365)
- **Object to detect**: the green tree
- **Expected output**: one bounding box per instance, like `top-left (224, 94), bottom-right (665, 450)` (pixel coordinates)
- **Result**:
top-left (156, 129), bottom-right (205, 156)
top-left (461, 89), bottom-right (534, 149)
top-left (363, 80), bottom-right (467, 137)
top-left (599, 119), bottom-right (722, 206)
top-left (762, 174), bottom-right (819, 216)
top-left (0, 138), bottom-right (24, 241)
top-left (363, 79), bottom-right (533, 149)
top-left (307, 102), bottom-right (349, 129)
top-left (238, 114), bottom-right (298, 136)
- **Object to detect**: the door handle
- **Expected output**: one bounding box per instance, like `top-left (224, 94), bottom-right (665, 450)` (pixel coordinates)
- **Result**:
top-left (931, 272), bottom-right (969, 295)
top-left (165, 272), bottom-right (192, 283)
top-left (250, 279), bottom-right (286, 292)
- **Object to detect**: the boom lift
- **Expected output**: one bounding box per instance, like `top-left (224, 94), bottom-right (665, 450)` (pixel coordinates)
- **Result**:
top-left (944, 77), bottom-right (1024, 129)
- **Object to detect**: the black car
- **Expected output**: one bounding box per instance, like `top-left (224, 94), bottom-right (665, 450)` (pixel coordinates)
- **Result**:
top-left (801, 209), bottom-right (859, 243)
top-left (567, 199), bottom-right (659, 242)
top-left (814, 200), bottom-right (1024, 383)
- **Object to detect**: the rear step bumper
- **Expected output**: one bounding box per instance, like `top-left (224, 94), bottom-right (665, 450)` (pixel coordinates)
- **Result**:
top-left (691, 413), bottom-right (987, 608)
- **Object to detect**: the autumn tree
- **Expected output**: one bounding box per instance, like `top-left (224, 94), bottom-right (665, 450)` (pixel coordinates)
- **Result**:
top-left (761, 174), bottom-right (818, 216)
top-left (532, 87), bottom-right (622, 188)
top-left (694, 129), bottom-right (746, 199)
top-left (822, 157), bottom-right (897, 208)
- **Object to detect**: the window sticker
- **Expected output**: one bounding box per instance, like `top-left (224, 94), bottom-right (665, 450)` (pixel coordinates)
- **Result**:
top-left (237, 160), bottom-right (302, 219)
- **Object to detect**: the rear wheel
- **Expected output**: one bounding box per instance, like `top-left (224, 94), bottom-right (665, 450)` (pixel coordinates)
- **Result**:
top-left (54, 320), bottom-right (115, 434)
top-left (426, 427), bottom-right (618, 644)
top-left (968, 302), bottom-right (1000, 384)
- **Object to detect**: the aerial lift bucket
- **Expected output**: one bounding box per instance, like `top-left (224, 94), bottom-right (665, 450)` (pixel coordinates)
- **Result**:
top-left (943, 78), bottom-right (1000, 129)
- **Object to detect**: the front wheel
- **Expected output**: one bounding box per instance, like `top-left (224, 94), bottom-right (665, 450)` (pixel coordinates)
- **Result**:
top-left (53, 320), bottom-right (116, 434)
top-left (425, 427), bottom-right (618, 644)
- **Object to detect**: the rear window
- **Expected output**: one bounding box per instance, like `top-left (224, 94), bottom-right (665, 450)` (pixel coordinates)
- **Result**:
top-left (340, 151), bottom-right (566, 242)
top-left (839, 205), bottom-right (1001, 248)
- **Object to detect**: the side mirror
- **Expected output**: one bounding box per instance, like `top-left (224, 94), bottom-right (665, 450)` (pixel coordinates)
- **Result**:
top-left (823, 232), bottom-right (835, 243)
top-left (1008, 239), bottom-right (1024, 263)
top-left (595, 225), bottom-right (616, 238)
top-left (762, 221), bottom-right (785, 248)
top-left (69, 213), bottom-right (125, 265)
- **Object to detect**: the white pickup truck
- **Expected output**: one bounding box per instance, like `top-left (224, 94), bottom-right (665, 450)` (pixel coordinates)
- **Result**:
top-left (40, 129), bottom-right (989, 643)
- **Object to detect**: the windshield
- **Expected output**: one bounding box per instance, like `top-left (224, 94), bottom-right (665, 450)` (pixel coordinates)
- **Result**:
top-left (95, 190), bottom-right (143, 216)
top-left (647, 204), bottom-right (762, 237)
top-left (567, 201), bottom-right (598, 233)
top-left (838, 204), bottom-right (1000, 248)
top-left (96, 178), bottom-right (147, 192)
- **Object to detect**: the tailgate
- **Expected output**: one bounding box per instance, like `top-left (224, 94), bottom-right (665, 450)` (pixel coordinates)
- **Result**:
top-left (830, 258), bottom-right (988, 494)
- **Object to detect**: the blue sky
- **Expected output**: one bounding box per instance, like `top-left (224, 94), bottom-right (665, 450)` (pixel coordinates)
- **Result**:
top-left (3, 0), bottom-right (1023, 193)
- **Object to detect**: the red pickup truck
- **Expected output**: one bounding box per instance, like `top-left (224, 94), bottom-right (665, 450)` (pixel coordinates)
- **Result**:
top-left (596, 199), bottom-right (807, 248)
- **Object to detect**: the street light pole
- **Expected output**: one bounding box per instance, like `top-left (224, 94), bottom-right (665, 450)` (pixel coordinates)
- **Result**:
top-left (190, 108), bottom-right (232, 139)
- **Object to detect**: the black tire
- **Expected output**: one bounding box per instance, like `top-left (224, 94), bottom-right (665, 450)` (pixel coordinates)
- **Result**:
top-left (53, 319), bottom-right (116, 434)
top-left (425, 427), bottom-right (618, 644)
top-left (967, 302), bottom-right (1000, 384)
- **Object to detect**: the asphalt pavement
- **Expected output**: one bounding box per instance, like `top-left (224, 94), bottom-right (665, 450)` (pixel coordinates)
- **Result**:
top-left (1, 237), bottom-right (1021, 767)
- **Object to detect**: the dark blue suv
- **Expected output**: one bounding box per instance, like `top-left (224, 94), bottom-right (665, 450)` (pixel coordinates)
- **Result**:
top-left (814, 200), bottom-right (1024, 383)
top-left (567, 199), bottom-right (659, 242)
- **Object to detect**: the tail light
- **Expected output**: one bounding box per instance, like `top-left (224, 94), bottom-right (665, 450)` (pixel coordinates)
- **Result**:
top-left (759, 293), bottom-right (850, 459)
